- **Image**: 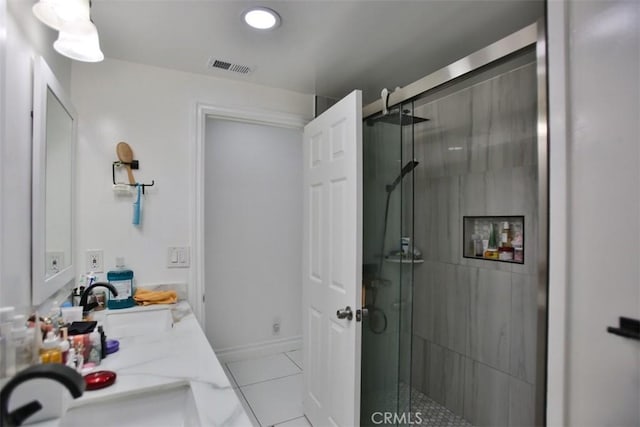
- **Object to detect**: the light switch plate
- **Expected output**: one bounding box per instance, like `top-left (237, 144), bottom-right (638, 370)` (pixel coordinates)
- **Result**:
top-left (167, 247), bottom-right (190, 268)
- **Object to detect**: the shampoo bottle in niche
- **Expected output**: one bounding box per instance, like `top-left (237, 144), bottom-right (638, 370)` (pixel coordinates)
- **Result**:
top-left (106, 257), bottom-right (135, 309)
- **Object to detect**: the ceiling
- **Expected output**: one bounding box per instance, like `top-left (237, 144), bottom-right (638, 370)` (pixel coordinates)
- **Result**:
top-left (92, 0), bottom-right (544, 105)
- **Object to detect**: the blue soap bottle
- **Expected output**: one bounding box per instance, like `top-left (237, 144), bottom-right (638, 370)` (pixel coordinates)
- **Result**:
top-left (106, 257), bottom-right (135, 309)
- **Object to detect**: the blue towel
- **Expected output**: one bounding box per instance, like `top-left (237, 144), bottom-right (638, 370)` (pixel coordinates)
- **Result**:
top-left (132, 184), bottom-right (141, 225)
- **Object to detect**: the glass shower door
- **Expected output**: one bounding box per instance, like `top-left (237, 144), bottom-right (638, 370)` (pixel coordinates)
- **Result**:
top-left (361, 107), bottom-right (415, 427)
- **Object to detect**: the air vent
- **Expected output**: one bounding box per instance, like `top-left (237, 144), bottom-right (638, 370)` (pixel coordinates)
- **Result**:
top-left (207, 58), bottom-right (253, 75)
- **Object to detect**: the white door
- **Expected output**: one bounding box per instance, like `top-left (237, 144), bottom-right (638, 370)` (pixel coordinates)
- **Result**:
top-left (549, 0), bottom-right (640, 425)
top-left (302, 90), bottom-right (363, 427)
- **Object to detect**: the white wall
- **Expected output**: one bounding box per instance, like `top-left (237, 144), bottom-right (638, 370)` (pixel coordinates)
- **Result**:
top-left (204, 118), bottom-right (302, 352)
top-left (548, 0), bottom-right (640, 425)
top-left (0, 0), bottom-right (71, 309)
top-left (0, 0), bottom-right (5, 310)
top-left (71, 58), bottom-right (312, 316)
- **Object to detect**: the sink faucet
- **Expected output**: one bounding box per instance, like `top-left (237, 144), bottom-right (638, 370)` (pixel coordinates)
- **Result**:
top-left (0, 364), bottom-right (85, 426)
top-left (79, 282), bottom-right (118, 314)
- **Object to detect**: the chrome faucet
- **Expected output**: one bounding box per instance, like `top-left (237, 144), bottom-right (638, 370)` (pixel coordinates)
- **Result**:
top-left (0, 364), bottom-right (85, 426)
top-left (79, 282), bottom-right (118, 314)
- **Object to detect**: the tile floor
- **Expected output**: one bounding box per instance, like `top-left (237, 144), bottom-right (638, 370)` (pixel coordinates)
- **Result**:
top-left (223, 350), bottom-right (471, 427)
top-left (224, 350), bottom-right (311, 427)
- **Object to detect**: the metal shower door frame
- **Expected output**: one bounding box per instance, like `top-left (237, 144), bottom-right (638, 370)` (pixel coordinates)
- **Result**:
top-left (362, 18), bottom-right (549, 426)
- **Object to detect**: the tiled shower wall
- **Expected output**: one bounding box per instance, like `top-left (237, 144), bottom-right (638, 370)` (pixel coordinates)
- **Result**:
top-left (410, 62), bottom-right (538, 427)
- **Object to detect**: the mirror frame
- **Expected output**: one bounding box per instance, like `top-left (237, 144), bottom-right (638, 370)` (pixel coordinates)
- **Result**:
top-left (32, 56), bottom-right (77, 305)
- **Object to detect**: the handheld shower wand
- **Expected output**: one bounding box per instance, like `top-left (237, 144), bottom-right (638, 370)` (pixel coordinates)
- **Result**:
top-left (378, 160), bottom-right (419, 277)
top-left (367, 160), bottom-right (419, 335)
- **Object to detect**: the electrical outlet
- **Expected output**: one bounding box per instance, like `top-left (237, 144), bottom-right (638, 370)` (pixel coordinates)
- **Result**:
top-left (45, 251), bottom-right (64, 274)
top-left (272, 317), bottom-right (281, 335)
top-left (86, 249), bottom-right (104, 273)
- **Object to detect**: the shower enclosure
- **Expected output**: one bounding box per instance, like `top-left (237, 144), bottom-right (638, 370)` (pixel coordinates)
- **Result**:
top-left (361, 21), bottom-right (547, 427)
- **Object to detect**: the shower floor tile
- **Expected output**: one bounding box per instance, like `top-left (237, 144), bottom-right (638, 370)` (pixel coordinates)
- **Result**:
top-left (409, 387), bottom-right (473, 427)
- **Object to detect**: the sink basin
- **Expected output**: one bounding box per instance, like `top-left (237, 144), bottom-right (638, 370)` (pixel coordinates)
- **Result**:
top-left (60, 382), bottom-right (200, 427)
top-left (103, 307), bottom-right (173, 338)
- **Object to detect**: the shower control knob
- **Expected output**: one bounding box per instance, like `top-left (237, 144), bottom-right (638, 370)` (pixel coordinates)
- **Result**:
top-left (336, 306), bottom-right (353, 321)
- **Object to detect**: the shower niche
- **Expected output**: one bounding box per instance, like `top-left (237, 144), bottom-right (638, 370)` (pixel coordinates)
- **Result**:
top-left (463, 216), bottom-right (525, 264)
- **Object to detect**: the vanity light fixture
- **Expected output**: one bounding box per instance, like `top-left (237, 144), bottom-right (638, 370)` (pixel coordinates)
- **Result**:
top-left (54, 19), bottom-right (104, 63)
top-left (33, 0), bottom-right (104, 63)
top-left (32, 0), bottom-right (90, 30)
top-left (242, 7), bottom-right (281, 30)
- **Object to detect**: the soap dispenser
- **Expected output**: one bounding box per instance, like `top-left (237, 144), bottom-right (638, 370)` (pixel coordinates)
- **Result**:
top-left (106, 257), bottom-right (135, 309)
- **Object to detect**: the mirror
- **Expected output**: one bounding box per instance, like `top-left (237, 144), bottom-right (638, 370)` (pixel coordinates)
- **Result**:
top-left (32, 57), bottom-right (76, 305)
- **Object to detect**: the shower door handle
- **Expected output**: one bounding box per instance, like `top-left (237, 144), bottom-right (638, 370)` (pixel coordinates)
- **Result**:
top-left (336, 306), bottom-right (353, 321)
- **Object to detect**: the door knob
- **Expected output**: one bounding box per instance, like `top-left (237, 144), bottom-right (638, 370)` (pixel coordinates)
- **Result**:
top-left (336, 306), bottom-right (353, 321)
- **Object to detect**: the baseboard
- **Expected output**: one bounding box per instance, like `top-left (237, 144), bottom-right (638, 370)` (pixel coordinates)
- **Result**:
top-left (215, 335), bottom-right (302, 364)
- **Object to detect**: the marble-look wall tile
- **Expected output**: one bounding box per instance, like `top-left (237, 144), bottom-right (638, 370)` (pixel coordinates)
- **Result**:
top-left (414, 102), bottom-right (445, 180)
top-left (421, 337), bottom-right (432, 396)
top-left (415, 63), bottom-right (536, 179)
top-left (469, 77), bottom-right (492, 174)
top-left (422, 176), bottom-right (460, 263)
top-left (511, 165), bottom-right (538, 276)
top-left (426, 342), bottom-right (465, 414)
top-left (507, 63), bottom-right (537, 169)
top-left (484, 168), bottom-right (518, 216)
top-left (468, 268), bottom-right (512, 372)
top-left (510, 273), bottom-right (537, 384)
top-left (509, 377), bottom-right (535, 427)
top-left (463, 359), bottom-right (510, 427)
top-left (411, 335), bottom-right (425, 393)
top-left (436, 90), bottom-right (472, 177)
top-left (442, 347), bottom-right (466, 414)
top-left (361, 327), bottom-right (400, 395)
top-left (459, 165), bottom-right (537, 218)
top-left (460, 171), bottom-right (488, 216)
top-left (488, 64), bottom-right (537, 172)
top-left (410, 61), bottom-right (539, 427)
top-left (426, 341), bottom-right (445, 403)
top-left (432, 263), bottom-right (469, 355)
top-left (413, 261), bottom-right (434, 341)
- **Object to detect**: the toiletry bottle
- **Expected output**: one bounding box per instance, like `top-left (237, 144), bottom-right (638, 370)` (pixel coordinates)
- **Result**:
top-left (98, 326), bottom-right (107, 359)
top-left (106, 258), bottom-right (135, 309)
top-left (0, 307), bottom-right (16, 377)
top-left (58, 327), bottom-right (70, 363)
top-left (40, 331), bottom-right (62, 364)
top-left (498, 221), bottom-right (514, 260)
top-left (500, 221), bottom-right (512, 247)
top-left (12, 315), bottom-right (35, 372)
top-left (66, 347), bottom-right (76, 369)
top-left (75, 343), bottom-right (84, 371)
top-left (87, 331), bottom-right (102, 364)
top-left (484, 223), bottom-right (499, 260)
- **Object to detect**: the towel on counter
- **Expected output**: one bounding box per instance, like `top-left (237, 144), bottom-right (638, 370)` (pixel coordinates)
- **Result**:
top-left (133, 288), bottom-right (178, 305)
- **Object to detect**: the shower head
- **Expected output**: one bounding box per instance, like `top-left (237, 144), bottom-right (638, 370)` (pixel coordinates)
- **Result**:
top-left (366, 109), bottom-right (430, 127)
top-left (386, 160), bottom-right (419, 193)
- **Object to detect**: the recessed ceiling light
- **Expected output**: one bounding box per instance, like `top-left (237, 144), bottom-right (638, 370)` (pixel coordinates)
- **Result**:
top-left (243, 7), bottom-right (281, 30)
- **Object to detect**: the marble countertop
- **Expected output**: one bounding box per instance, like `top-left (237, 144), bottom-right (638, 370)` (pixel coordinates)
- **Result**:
top-left (27, 302), bottom-right (252, 426)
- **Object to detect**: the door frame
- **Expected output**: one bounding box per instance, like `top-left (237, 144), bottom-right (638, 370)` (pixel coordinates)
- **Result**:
top-left (190, 103), bottom-right (308, 327)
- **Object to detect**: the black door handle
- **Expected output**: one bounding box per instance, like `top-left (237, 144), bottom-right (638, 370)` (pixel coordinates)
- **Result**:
top-left (607, 317), bottom-right (640, 341)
